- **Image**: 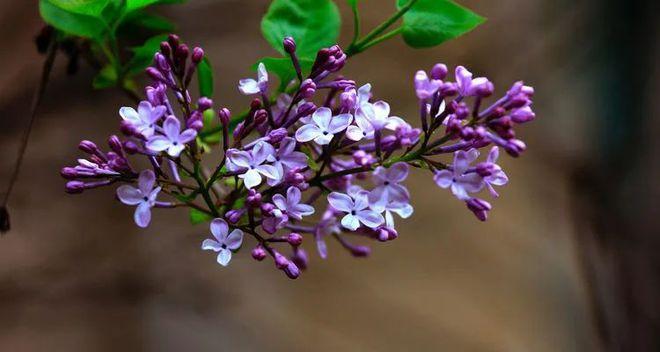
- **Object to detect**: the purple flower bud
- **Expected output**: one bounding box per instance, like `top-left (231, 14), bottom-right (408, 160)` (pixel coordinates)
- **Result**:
top-left (504, 139), bottom-right (526, 157)
top-left (291, 248), bottom-right (308, 270)
top-left (350, 245), bottom-right (371, 257)
top-left (78, 140), bottom-right (99, 154)
top-left (476, 162), bottom-right (497, 177)
top-left (191, 47), bottom-right (204, 64)
top-left (283, 36), bottom-right (296, 54)
top-left (508, 93), bottom-right (530, 108)
top-left (284, 170), bottom-right (306, 186)
top-left (65, 180), bottom-right (85, 194)
top-left (353, 150), bottom-right (375, 166)
top-left (108, 135), bottom-right (123, 155)
top-left (440, 82), bottom-right (457, 96)
top-left (377, 227), bottom-right (398, 242)
top-left (218, 108), bottom-right (231, 125)
top-left (225, 209), bottom-right (245, 224)
top-left (454, 102), bottom-right (469, 119)
top-left (267, 128), bottom-right (288, 144)
top-left (431, 63), bottom-right (448, 80)
top-left (146, 67), bottom-right (169, 86)
top-left (466, 198), bottom-right (492, 221)
top-left (261, 202), bottom-right (275, 214)
top-left (232, 122), bottom-right (245, 140)
top-left (197, 97), bottom-right (213, 111)
top-left (123, 141), bottom-right (139, 154)
top-left (254, 109), bottom-right (268, 125)
top-left (154, 53), bottom-right (170, 72)
top-left (274, 252), bottom-right (289, 269)
top-left (510, 106), bottom-right (535, 123)
top-left (188, 119), bottom-right (204, 131)
top-left (299, 79), bottom-right (316, 99)
top-left (284, 262), bottom-right (300, 279)
top-left (167, 34), bottom-right (180, 49)
top-left (246, 189), bottom-right (262, 208)
top-left (339, 89), bottom-right (357, 112)
top-left (251, 246), bottom-right (267, 261)
top-left (60, 167), bottom-right (78, 179)
top-left (476, 81), bottom-right (494, 97)
top-left (159, 41), bottom-right (172, 57)
top-left (175, 44), bottom-right (189, 60)
top-left (287, 232), bottom-right (303, 246)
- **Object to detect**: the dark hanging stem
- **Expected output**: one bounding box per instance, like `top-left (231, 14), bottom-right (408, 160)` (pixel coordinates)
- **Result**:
top-left (1, 37), bottom-right (58, 234)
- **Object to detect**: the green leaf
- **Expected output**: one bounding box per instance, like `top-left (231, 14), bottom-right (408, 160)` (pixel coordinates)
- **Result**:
top-left (396, 0), bottom-right (484, 48)
top-left (126, 0), bottom-right (187, 12)
top-left (255, 57), bottom-right (313, 91)
top-left (261, 0), bottom-right (341, 57)
top-left (39, 0), bottom-right (107, 39)
top-left (346, 0), bottom-right (358, 9)
top-left (93, 65), bottom-right (118, 89)
top-left (47, 0), bottom-right (111, 16)
top-left (123, 12), bottom-right (175, 32)
top-left (197, 57), bottom-right (214, 98)
top-left (125, 34), bottom-right (168, 75)
top-left (189, 208), bottom-right (213, 225)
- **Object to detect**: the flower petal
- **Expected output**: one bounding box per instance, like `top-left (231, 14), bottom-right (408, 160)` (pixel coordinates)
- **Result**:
top-left (345, 125), bottom-right (365, 141)
top-left (272, 194), bottom-right (287, 211)
top-left (295, 124), bottom-right (322, 143)
top-left (138, 169), bottom-right (156, 195)
top-left (116, 185), bottom-right (143, 205)
top-left (210, 218), bottom-right (228, 241)
top-left (313, 133), bottom-right (334, 145)
top-left (217, 248), bottom-right (232, 266)
top-left (252, 141), bottom-right (275, 165)
top-left (356, 210), bottom-right (384, 229)
top-left (241, 169), bottom-right (262, 189)
top-left (293, 204), bottom-right (315, 218)
top-left (328, 113), bottom-right (352, 133)
top-left (227, 150), bottom-right (252, 168)
top-left (146, 135), bottom-right (171, 152)
top-left (386, 162), bottom-right (409, 182)
top-left (119, 107), bottom-right (140, 123)
top-left (286, 186), bottom-right (301, 206)
top-left (312, 107), bottom-right (332, 129)
top-left (256, 164), bottom-right (279, 180)
top-left (353, 191), bottom-right (370, 211)
top-left (327, 192), bottom-right (353, 212)
top-left (201, 239), bottom-right (222, 252)
top-left (340, 214), bottom-right (361, 231)
top-left (134, 202), bottom-right (152, 228)
top-left (178, 129), bottom-right (197, 144)
top-left (238, 78), bottom-right (259, 95)
top-left (162, 116), bottom-right (181, 140)
top-left (225, 229), bottom-right (244, 250)
top-left (433, 170), bottom-right (453, 188)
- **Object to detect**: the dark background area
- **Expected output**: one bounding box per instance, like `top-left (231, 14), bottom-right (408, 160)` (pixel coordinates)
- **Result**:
top-left (0, 0), bottom-right (658, 351)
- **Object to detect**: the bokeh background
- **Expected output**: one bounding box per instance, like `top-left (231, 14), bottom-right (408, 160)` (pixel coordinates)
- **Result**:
top-left (1, 0), bottom-right (658, 351)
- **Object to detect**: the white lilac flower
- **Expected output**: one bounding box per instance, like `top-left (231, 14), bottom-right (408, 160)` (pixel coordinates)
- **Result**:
top-left (119, 101), bottom-right (166, 138)
top-left (116, 169), bottom-right (161, 228)
top-left (238, 62), bottom-right (268, 95)
top-left (267, 137), bottom-right (308, 186)
top-left (414, 70), bottom-right (443, 99)
top-left (482, 146), bottom-right (509, 197)
top-left (368, 162), bottom-right (410, 207)
top-left (355, 101), bottom-right (399, 131)
top-left (455, 66), bottom-right (491, 97)
top-left (226, 141), bottom-right (279, 189)
top-left (145, 116), bottom-right (197, 157)
top-left (327, 189), bottom-right (384, 231)
top-left (295, 107), bottom-right (352, 146)
top-left (433, 149), bottom-right (485, 200)
top-left (202, 218), bottom-right (244, 266)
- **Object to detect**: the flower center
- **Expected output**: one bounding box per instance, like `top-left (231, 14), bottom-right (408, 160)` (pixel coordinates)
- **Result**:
top-left (143, 196), bottom-right (149, 201)
top-left (221, 244), bottom-right (227, 249)
top-left (172, 141), bottom-right (178, 146)
top-left (350, 210), bottom-right (356, 215)
top-left (322, 131), bottom-right (329, 135)
top-left (384, 181), bottom-right (390, 186)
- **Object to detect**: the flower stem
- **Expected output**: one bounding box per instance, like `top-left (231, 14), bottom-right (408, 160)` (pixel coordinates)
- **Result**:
top-left (346, 0), bottom-right (417, 56)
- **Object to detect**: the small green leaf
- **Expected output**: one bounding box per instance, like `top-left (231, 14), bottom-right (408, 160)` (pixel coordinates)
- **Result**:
top-left (255, 57), bottom-right (313, 91)
top-left (93, 65), bottom-right (118, 89)
top-left (396, 0), bottom-right (484, 48)
top-left (48, 0), bottom-right (111, 16)
top-left (261, 0), bottom-right (341, 57)
top-left (197, 57), bottom-right (214, 98)
top-left (189, 208), bottom-right (213, 225)
top-left (126, 0), bottom-right (187, 12)
top-left (39, 0), bottom-right (107, 39)
top-left (122, 12), bottom-right (175, 32)
top-left (125, 34), bottom-right (168, 75)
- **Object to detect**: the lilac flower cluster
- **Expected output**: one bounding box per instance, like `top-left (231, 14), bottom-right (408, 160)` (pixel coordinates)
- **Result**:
top-left (61, 34), bottom-right (536, 279)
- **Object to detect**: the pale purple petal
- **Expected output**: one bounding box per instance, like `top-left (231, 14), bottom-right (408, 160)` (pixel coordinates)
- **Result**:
top-left (202, 239), bottom-right (222, 252)
top-left (292, 204), bottom-right (315, 218)
top-left (356, 210), bottom-right (384, 229)
top-left (116, 185), bottom-right (143, 205)
top-left (390, 203), bottom-right (413, 218)
top-left (241, 169), bottom-right (262, 189)
top-left (238, 78), bottom-right (259, 95)
top-left (434, 170), bottom-right (453, 188)
top-left (167, 143), bottom-right (186, 157)
top-left (340, 214), bottom-right (361, 231)
top-left (353, 191), bottom-right (369, 211)
top-left (386, 162), bottom-right (409, 182)
top-left (388, 184), bottom-right (410, 203)
top-left (295, 124), bottom-right (322, 142)
top-left (256, 164), bottom-right (279, 180)
top-left (286, 186), bottom-right (301, 206)
top-left (227, 150), bottom-right (252, 168)
top-left (451, 183), bottom-right (470, 200)
top-left (272, 194), bottom-right (287, 211)
top-left (327, 192), bottom-right (354, 212)
top-left (368, 186), bottom-right (387, 209)
top-left (278, 137), bottom-right (296, 156)
top-left (225, 229), bottom-right (243, 250)
top-left (487, 146), bottom-right (500, 163)
top-left (486, 170), bottom-right (508, 186)
top-left (327, 113), bottom-right (352, 133)
top-left (178, 129), bottom-right (197, 144)
top-left (162, 116), bottom-right (181, 140)
top-left (119, 107), bottom-right (140, 123)
top-left (312, 107), bottom-right (332, 129)
top-left (346, 125), bottom-right (365, 141)
top-left (313, 133), bottom-right (334, 145)
top-left (134, 202), bottom-right (152, 228)
top-left (138, 169), bottom-right (156, 195)
top-left (252, 141), bottom-right (275, 165)
top-left (457, 173), bottom-right (484, 193)
top-left (146, 136), bottom-right (171, 152)
top-left (210, 218), bottom-right (229, 241)
top-left (217, 248), bottom-right (232, 266)
top-left (280, 152), bottom-right (307, 169)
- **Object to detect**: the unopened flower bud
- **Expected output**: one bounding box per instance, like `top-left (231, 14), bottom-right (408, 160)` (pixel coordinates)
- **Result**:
top-left (431, 63), bottom-right (448, 80)
top-left (167, 34), bottom-right (180, 49)
top-left (350, 245), bottom-right (371, 257)
top-left (287, 232), bottom-right (303, 246)
top-left (225, 209), bottom-right (245, 224)
top-left (291, 248), bottom-right (308, 270)
top-left (123, 141), bottom-right (139, 154)
top-left (191, 47), bottom-right (204, 64)
top-left (218, 108), bottom-right (231, 125)
top-left (440, 82), bottom-right (457, 96)
top-left (284, 262), bottom-right (300, 279)
top-left (108, 135), bottom-right (123, 155)
top-left (154, 53), bottom-right (170, 72)
top-left (260, 203), bottom-right (275, 214)
top-left (466, 198), bottom-right (491, 221)
top-left (510, 106), bottom-right (535, 123)
top-left (251, 246), bottom-right (267, 261)
top-left (246, 189), bottom-right (262, 208)
top-left (274, 252), bottom-right (289, 269)
top-left (60, 167), bottom-right (78, 179)
top-left (504, 139), bottom-right (526, 157)
top-left (78, 140), bottom-right (98, 154)
top-left (476, 162), bottom-right (497, 177)
top-left (299, 79), bottom-right (316, 99)
top-left (476, 81), bottom-right (494, 97)
top-left (159, 41), bottom-right (172, 57)
top-left (197, 97), bottom-right (213, 111)
top-left (283, 36), bottom-right (296, 54)
top-left (254, 109), bottom-right (268, 125)
top-left (267, 128), bottom-right (288, 144)
top-left (65, 180), bottom-right (85, 194)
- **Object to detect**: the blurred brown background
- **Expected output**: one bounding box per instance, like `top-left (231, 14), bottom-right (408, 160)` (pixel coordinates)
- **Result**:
top-left (1, 0), bottom-right (658, 351)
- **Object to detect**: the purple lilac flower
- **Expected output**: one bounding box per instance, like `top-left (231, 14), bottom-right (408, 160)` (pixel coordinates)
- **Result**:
top-left (327, 189), bottom-right (384, 231)
top-left (315, 209), bottom-right (341, 259)
top-left (238, 62), bottom-right (268, 95)
top-left (355, 101), bottom-right (399, 131)
top-left (481, 146), bottom-right (509, 197)
top-left (145, 116), bottom-right (197, 157)
top-left (455, 66), bottom-right (492, 97)
top-left (414, 70), bottom-right (443, 99)
top-left (433, 149), bottom-right (484, 200)
top-left (116, 169), bottom-right (161, 228)
top-left (345, 107), bottom-right (375, 141)
top-left (295, 107), bottom-right (352, 145)
top-left (267, 137), bottom-right (308, 186)
top-left (381, 201), bottom-right (414, 228)
top-left (368, 162), bottom-right (410, 207)
top-left (119, 101), bottom-right (166, 138)
top-left (263, 187), bottom-right (315, 233)
top-left (202, 218), bottom-right (244, 266)
top-left (226, 141), bottom-right (279, 189)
